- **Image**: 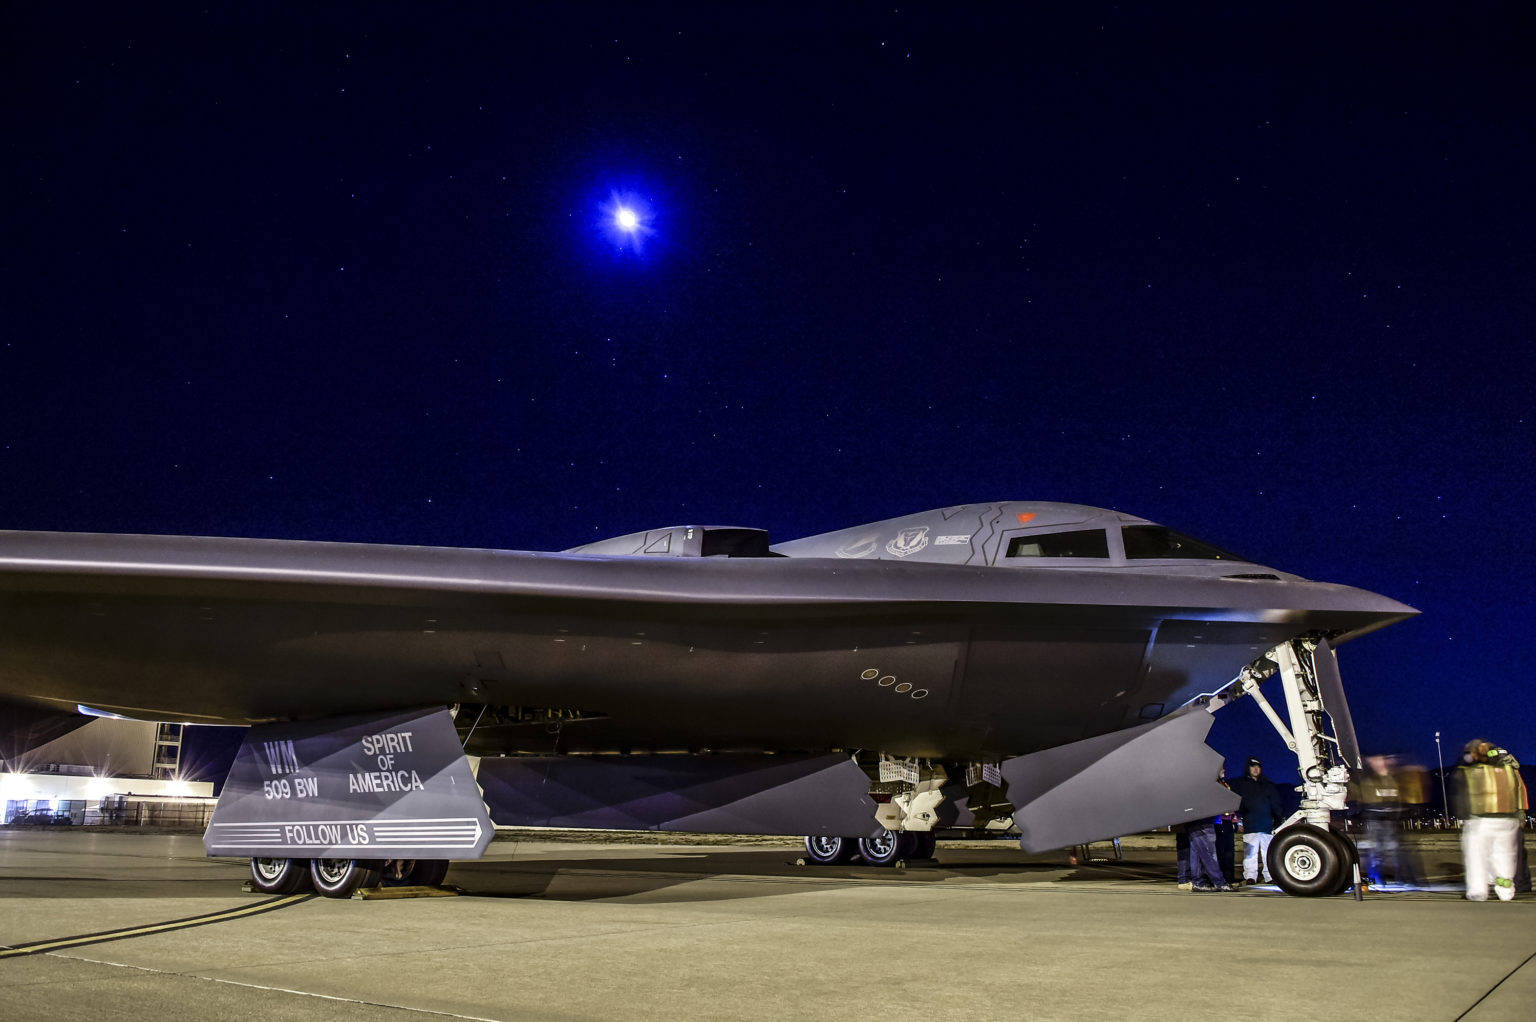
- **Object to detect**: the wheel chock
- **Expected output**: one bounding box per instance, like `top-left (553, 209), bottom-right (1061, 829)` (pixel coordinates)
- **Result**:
top-left (353, 884), bottom-right (462, 900)
top-left (243, 880), bottom-right (460, 897)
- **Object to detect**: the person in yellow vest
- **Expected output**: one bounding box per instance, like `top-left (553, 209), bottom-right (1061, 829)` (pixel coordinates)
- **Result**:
top-left (1453, 739), bottom-right (1529, 902)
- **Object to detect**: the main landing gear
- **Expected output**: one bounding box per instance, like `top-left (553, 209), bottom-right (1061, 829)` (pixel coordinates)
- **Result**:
top-left (248, 857), bottom-right (452, 898)
top-left (803, 831), bottom-right (936, 867)
top-left (802, 835), bottom-right (855, 865)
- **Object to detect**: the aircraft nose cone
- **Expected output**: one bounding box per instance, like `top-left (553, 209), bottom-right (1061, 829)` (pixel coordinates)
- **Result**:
top-left (1363, 589), bottom-right (1418, 618)
top-left (1329, 583), bottom-right (1418, 637)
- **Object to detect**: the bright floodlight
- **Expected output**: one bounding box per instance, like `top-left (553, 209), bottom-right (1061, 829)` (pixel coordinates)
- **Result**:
top-left (615, 207), bottom-right (639, 231)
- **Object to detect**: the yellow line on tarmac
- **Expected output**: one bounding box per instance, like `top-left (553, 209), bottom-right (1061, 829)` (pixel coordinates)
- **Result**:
top-left (0, 894), bottom-right (312, 959)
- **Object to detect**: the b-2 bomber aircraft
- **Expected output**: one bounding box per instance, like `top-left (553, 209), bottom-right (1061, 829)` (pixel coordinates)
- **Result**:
top-left (0, 502), bottom-right (1415, 897)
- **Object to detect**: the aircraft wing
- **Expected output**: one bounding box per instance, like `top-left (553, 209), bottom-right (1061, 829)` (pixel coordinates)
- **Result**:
top-left (0, 529), bottom-right (1414, 752)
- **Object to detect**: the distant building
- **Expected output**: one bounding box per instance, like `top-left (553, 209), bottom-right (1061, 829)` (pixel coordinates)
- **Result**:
top-left (2, 715), bottom-right (214, 825)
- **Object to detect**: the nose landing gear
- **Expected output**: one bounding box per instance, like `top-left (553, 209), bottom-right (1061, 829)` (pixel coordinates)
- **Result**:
top-left (1223, 639), bottom-right (1362, 897)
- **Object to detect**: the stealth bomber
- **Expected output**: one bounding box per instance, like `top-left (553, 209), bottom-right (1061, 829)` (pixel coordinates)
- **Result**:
top-left (0, 501), bottom-right (1414, 897)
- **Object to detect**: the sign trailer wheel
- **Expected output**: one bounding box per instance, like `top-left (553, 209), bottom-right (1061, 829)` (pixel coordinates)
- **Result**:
top-left (249, 857), bottom-right (311, 894)
top-left (310, 858), bottom-right (383, 898)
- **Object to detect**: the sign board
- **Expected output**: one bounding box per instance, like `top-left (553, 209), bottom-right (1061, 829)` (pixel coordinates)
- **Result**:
top-left (205, 706), bottom-right (492, 860)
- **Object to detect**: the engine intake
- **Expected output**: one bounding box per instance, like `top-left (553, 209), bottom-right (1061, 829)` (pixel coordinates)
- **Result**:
top-left (564, 526), bottom-right (775, 558)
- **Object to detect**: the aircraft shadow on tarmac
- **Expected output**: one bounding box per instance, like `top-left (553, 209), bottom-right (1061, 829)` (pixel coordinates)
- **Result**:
top-left (0, 852), bottom-right (1472, 905)
top-left (443, 847), bottom-right (1172, 904)
top-left (439, 843), bottom-right (1478, 904)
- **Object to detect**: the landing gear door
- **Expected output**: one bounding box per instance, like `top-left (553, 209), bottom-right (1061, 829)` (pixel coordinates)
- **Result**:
top-left (1312, 639), bottom-right (1361, 770)
top-left (204, 706), bottom-right (493, 860)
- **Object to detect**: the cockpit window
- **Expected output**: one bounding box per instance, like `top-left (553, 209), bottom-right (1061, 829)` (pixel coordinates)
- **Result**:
top-left (1121, 525), bottom-right (1243, 561)
top-left (1006, 529), bottom-right (1109, 558)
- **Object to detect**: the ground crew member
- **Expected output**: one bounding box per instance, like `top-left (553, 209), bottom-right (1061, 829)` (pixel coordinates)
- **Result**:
top-left (1175, 822), bottom-right (1193, 890)
top-left (1356, 754), bottom-right (1424, 887)
top-left (1215, 763), bottom-right (1238, 883)
top-left (1230, 757), bottom-right (1285, 884)
top-left (1454, 739), bottom-right (1529, 902)
top-left (1186, 813), bottom-right (1233, 892)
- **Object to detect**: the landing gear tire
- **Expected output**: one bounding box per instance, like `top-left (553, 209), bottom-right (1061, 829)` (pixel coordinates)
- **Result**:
top-left (407, 859), bottom-right (450, 886)
top-left (309, 858), bottom-right (383, 898)
top-left (1326, 826), bottom-right (1358, 895)
top-left (249, 857), bottom-right (311, 894)
top-left (379, 859), bottom-right (448, 886)
top-left (378, 859), bottom-right (448, 886)
top-left (857, 831), bottom-right (915, 867)
top-left (803, 835), bottom-right (856, 865)
top-left (1266, 826), bottom-right (1345, 897)
top-left (910, 832), bottom-right (936, 860)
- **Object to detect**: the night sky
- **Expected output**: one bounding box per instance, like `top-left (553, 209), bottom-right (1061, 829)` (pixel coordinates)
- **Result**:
top-left (4, 6), bottom-right (1533, 782)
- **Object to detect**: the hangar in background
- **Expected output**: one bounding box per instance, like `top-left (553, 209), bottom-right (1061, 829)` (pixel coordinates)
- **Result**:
top-left (1, 715), bottom-right (213, 825)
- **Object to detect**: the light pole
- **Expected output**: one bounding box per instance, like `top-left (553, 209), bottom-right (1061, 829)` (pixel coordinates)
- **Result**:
top-left (1435, 730), bottom-right (1449, 827)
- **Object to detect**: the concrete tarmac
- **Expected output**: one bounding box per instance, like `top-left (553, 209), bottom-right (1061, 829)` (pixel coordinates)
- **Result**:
top-left (1, 829), bottom-right (1532, 1021)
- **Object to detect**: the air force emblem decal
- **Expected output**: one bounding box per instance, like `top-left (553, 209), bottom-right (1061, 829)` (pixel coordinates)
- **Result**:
top-left (884, 526), bottom-right (930, 558)
top-left (835, 534), bottom-right (880, 559)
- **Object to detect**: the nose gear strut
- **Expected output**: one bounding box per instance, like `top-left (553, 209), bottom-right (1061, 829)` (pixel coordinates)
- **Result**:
top-left (1215, 638), bottom-right (1360, 896)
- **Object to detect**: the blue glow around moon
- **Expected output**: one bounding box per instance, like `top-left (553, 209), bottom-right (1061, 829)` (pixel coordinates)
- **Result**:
top-left (598, 190), bottom-right (655, 254)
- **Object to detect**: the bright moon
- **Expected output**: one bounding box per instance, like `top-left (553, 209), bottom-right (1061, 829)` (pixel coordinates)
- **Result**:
top-left (615, 207), bottom-right (639, 230)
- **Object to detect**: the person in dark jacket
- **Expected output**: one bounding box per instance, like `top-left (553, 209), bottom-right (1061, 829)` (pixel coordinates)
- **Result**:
top-left (1230, 757), bottom-right (1286, 884)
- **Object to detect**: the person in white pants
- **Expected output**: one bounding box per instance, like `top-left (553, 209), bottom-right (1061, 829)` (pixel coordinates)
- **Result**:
top-left (1231, 757), bottom-right (1286, 884)
top-left (1243, 830), bottom-right (1274, 883)
top-left (1454, 740), bottom-right (1529, 903)
top-left (1462, 816), bottom-right (1522, 902)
